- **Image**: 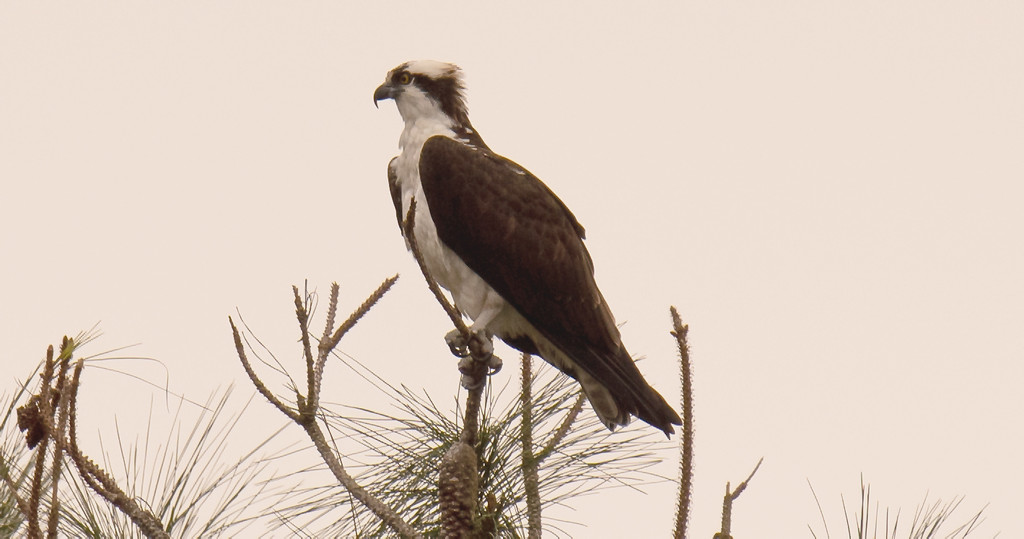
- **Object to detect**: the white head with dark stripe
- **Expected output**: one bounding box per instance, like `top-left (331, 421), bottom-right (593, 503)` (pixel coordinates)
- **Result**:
top-left (374, 60), bottom-right (479, 142)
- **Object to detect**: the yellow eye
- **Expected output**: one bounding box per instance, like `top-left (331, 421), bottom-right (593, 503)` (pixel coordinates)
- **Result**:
top-left (397, 72), bottom-right (412, 85)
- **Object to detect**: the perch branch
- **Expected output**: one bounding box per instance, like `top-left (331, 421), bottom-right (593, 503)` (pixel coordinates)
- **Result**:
top-left (404, 198), bottom-right (491, 536)
top-left (403, 199), bottom-right (493, 444)
top-left (403, 198), bottom-right (470, 336)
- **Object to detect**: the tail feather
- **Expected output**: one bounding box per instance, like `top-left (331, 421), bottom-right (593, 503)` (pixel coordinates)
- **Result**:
top-left (511, 326), bottom-right (682, 436)
top-left (607, 346), bottom-right (682, 437)
top-left (577, 364), bottom-right (681, 437)
top-left (634, 384), bottom-right (682, 437)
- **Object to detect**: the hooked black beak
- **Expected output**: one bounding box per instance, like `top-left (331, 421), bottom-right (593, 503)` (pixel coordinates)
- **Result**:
top-left (373, 83), bottom-right (396, 108)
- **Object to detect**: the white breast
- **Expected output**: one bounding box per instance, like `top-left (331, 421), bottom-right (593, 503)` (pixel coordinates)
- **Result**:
top-left (394, 118), bottom-right (499, 322)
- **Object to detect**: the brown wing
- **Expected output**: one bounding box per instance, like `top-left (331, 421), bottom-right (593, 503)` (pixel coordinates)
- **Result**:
top-left (418, 135), bottom-right (672, 428)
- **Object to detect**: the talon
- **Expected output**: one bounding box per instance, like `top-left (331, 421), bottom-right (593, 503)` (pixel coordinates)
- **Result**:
top-left (485, 354), bottom-right (502, 374)
top-left (451, 330), bottom-right (500, 388)
top-left (458, 356), bottom-right (486, 389)
top-left (445, 329), bottom-right (469, 358)
top-left (461, 374), bottom-right (485, 390)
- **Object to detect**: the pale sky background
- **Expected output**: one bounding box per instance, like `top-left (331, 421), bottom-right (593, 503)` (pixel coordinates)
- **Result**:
top-left (2, 2), bottom-right (1022, 537)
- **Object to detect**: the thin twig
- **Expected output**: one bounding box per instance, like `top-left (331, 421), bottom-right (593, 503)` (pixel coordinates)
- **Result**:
top-left (321, 282), bottom-right (341, 350)
top-left (671, 306), bottom-right (694, 539)
top-left (296, 286), bottom-right (316, 419)
top-left (313, 282), bottom-right (343, 407)
top-left (0, 465), bottom-right (29, 524)
top-left (535, 393), bottom-right (584, 465)
top-left (312, 276), bottom-right (399, 412)
top-left (730, 457), bottom-right (763, 501)
top-left (325, 275), bottom-right (400, 351)
top-left (715, 457), bottom-right (764, 539)
top-left (229, 317), bottom-right (300, 423)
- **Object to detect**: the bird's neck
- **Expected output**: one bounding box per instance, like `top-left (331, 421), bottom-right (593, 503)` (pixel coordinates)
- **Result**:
top-left (398, 116), bottom-right (454, 152)
top-left (398, 114), bottom-right (488, 152)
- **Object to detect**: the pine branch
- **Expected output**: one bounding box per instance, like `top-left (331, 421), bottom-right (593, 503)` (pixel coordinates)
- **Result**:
top-left (230, 318), bottom-right (300, 423)
top-left (534, 392), bottom-right (584, 465)
top-left (15, 335), bottom-right (170, 538)
top-left (47, 344), bottom-right (73, 539)
top-left (520, 354), bottom-right (542, 539)
top-left (403, 198), bottom-right (493, 536)
top-left (303, 411), bottom-right (420, 537)
top-left (670, 306), bottom-right (694, 539)
top-left (63, 351), bottom-right (170, 538)
top-left (231, 278), bottom-right (417, 538)
top-left (295, 286), bottom-right (316, 421)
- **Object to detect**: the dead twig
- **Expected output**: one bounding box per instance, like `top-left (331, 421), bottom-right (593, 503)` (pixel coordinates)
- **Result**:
top-left (230, 277), bottom-right (420, 538)
top-left (714, 457), bottom-right (764, 539)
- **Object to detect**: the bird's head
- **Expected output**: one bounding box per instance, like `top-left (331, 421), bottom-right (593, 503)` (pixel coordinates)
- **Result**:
top-left (374, 60), bottom-right (470, 128)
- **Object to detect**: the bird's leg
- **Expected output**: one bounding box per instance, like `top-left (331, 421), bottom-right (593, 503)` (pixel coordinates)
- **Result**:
top-left (446, 298), bottom-right (505, 389)
top-left (466, 299), bottom-right (503, 374)
top-left (467, 330), bottom-right (493, 363)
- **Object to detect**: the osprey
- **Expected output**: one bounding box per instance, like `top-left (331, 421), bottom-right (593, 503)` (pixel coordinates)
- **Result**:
top-left (374, 60), bottom-right (681, 436)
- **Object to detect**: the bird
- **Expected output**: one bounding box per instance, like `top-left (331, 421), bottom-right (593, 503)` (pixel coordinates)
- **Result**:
top-left (373, 60), bottom-right (681, 436)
